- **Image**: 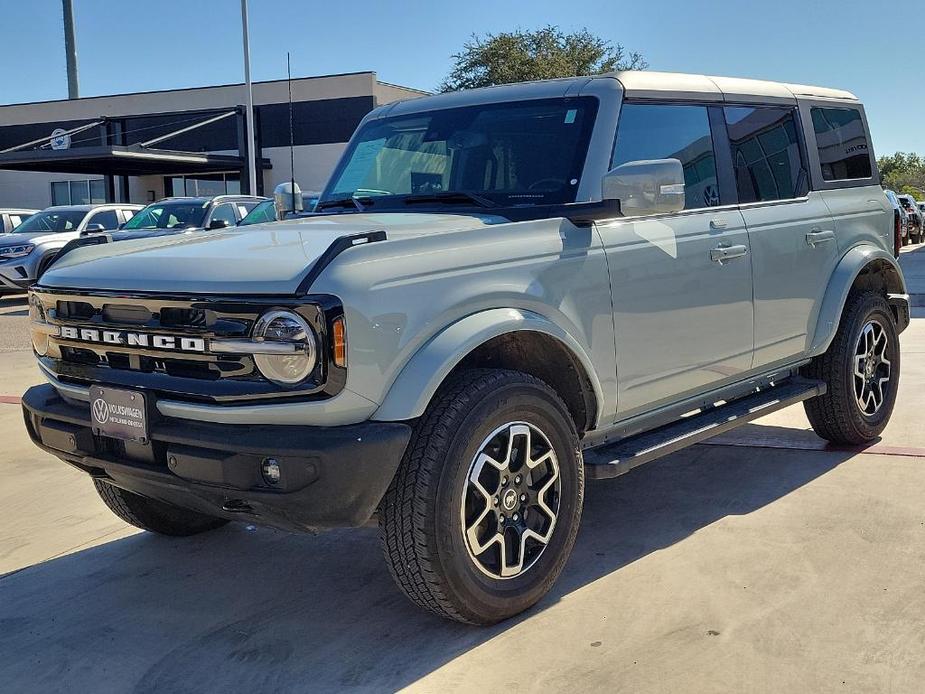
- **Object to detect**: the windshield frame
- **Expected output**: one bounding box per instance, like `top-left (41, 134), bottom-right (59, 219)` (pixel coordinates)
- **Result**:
top-left (319, 96), bottom-right (600, 214)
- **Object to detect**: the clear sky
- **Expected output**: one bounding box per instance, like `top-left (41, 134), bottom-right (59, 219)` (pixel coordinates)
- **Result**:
top-left (0, 0), bottom-right (921, 157)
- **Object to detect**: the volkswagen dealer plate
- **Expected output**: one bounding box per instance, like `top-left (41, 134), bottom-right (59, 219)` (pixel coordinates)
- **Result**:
top-left (89, 386), bottom-right (148, 443)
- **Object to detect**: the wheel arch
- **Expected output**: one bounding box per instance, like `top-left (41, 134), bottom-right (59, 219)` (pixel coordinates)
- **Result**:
top-left (809, 245), bottom-right (907, 356)
top-left (371, 308), bottom-right (603, 433)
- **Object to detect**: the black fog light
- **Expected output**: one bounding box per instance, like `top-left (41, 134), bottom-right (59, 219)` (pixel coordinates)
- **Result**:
top-left (261, 457), bottom-right (281, 485)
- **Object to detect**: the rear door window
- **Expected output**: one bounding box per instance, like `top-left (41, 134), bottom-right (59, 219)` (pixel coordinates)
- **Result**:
top-left (810, 107), bottom-right (872, 181)
top-left (724, 106), bottom-right (807, 203)
top-left (612, 103), bottom-right (720, 209)
top-left (87, 209), bottom-right (119, 230)
top-left (210, 203), bottom-right (238, 226)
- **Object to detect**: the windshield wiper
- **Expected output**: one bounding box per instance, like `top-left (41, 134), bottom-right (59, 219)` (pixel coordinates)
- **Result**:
top-left (403, 191), bottom-right (497, 209)
top-left (316, 196), bottom-right (372, 212)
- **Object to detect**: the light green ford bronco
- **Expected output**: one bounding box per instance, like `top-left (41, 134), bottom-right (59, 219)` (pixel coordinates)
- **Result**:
top-left (24, 71), bottom-right (908, 624)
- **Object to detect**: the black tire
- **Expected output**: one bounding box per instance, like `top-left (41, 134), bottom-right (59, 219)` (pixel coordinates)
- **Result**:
top-left (93, 479), bottom-right (228, 536)
top-left (379, 368), bottom-right (583, 625)
top-left (803, 291), bottom-right (900, 444)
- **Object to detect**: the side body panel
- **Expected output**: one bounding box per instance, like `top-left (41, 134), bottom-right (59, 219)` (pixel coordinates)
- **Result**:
top-left (818, 185), bottom-right (892, 258)
top-left (598, 207), bottom-right (754, 417)
top-left (313, 218), bottom-right (618, 425)
top-left (743, 192), bottom-right (839, 368)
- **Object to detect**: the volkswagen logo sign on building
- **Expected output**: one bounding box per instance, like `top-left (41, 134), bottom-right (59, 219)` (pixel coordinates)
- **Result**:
top-left (49, 128), bottom-right (71, 150)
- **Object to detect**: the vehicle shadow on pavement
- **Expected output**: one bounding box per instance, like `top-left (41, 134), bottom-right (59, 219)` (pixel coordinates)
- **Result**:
top-left (0, 443), bottom-right (850, 692)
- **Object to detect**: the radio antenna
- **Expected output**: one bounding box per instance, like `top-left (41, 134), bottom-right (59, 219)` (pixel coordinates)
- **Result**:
top-left (287, 52), bottom-right (296, 212)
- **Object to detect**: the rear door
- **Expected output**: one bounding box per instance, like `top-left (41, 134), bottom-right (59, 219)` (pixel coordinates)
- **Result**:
top-left (599, 102), bottom-right (754, 417)
top-left (86, 208), bottom-right (121, 231)
top-left (723, 104), bottom-right (839, 368)
top-left (800, 103), bottom-right (889, 262)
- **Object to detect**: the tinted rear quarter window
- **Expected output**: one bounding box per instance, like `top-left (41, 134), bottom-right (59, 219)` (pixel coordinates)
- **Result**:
top-left (613, 103), bottom-right (720, 209)
top-left (724, 106), bottom-right (807, 203)
top-left (811, 107), bottom-right (872, 181)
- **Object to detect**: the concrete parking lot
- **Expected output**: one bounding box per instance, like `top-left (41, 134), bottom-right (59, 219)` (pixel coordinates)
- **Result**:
top-left (2, 250), bottom-right (925, 693)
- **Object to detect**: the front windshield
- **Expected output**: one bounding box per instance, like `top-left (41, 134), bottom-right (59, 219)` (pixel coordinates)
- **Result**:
top-left (122, 201), bottom-right (208, 230)
top-left (321, 97), bottom-right (598, 209)
top-left (11, 210), bottom-right (87, 233)
top-left (238, 199), bottom-right (277, 226)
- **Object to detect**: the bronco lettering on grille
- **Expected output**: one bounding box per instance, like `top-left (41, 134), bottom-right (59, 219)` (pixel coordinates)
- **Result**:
top-left (58, 325), bottom-right (206, 352)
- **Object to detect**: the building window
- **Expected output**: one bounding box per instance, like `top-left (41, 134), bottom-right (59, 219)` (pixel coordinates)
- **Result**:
top-left (50, 179), bottom-right (106, 205)
top-left (167, 173), bottom-right (240, 197)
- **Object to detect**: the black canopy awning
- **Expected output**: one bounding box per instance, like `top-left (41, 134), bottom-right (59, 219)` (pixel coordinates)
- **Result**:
top-left (0, 145), bottom-right (271, 176)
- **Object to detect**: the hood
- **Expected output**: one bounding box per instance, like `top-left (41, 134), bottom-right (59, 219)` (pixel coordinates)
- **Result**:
top-left (39, 213), bottom-right (498, 295)
top-left (0, 230), bottom-right (73, 246)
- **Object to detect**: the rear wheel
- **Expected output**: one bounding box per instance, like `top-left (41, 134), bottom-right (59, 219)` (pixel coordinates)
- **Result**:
top-left (93, 479), bottom-right (228, 536)
top-left (803, 291), bottom-right (899, 444)
top-left (379, 369), bottom-right (583, 624)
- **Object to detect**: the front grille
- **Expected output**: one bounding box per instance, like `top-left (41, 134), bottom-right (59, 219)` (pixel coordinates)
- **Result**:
top-left (39, 292), bottom-right (255, 383)
top-left (31, 289), bottom-right (342, 403)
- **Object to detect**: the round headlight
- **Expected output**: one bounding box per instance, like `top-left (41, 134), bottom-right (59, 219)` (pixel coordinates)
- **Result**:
top-left (252, 310), bottom-right (317, 386)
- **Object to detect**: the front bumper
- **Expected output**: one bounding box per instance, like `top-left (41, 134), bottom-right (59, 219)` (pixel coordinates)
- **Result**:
top-left (0, 265), bottom-right (31, 289)
top-left (22, 383), bottom-right (412, 531)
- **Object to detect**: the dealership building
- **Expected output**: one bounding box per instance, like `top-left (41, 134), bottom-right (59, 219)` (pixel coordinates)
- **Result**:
top-left (0, 72), bottom-right (426, 209)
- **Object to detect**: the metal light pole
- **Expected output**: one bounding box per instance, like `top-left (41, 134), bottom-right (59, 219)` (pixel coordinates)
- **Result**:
top-left (62, 0), bottom-right (79, 99)
top-left (240, 0), bottom-right (257, 195)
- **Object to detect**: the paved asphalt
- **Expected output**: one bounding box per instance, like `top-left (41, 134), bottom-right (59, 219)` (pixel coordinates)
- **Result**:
top-left (1, 247), bottom-right (925, 692)
top-left (0, 293), bottom-right (29, 353)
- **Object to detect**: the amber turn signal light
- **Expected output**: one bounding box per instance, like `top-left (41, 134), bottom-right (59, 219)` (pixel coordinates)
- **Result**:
top-left (332, 316), bottom-right (347, 367)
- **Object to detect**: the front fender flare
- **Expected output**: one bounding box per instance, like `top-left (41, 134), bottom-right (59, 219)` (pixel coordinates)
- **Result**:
top-left (371, 308), bottom-right (604, 424)
top-left (809, 245), bottom-right (907, 356)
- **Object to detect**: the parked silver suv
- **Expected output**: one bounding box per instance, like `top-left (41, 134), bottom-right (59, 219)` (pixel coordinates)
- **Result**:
top-left (23, 72), bottom-right (908, 625)
top-left (0, 203), bottom-right (141, 290)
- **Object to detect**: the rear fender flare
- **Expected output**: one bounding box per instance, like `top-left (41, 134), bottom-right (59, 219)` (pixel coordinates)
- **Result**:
top-left (809, 245), bottom-right (907, 356)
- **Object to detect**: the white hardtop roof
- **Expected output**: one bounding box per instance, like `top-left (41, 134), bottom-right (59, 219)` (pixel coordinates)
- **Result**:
top-left (614, 70), bottom-right (858, 103)
top-left (381, 70), bottom-right (858, 116)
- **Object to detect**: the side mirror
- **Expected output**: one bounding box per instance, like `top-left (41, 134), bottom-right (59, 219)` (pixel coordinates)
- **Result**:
top-left (274, 181), bottom-right (303, 218)
top-left (79, 223), bottom-right (106, 236)
top-left (208, 218), bottom-right (231, 230)
top-left (602, 158), bottom-right (685, 216)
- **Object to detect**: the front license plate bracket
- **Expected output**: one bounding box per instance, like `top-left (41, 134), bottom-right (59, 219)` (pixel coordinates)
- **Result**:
top-left (89, 385), bottom-right (149, 444)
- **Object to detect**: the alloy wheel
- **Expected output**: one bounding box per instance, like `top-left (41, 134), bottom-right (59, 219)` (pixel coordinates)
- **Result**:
top-left (460, 421), bottom-right (561, 579)
top-left (853, 319), bottom-right (891, 416)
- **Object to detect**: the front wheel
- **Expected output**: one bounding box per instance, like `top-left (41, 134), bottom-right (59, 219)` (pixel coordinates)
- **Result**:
top-left (379, 369), bottom-right (583, 624)
top-left (803, 291), bottom-right (900, 444)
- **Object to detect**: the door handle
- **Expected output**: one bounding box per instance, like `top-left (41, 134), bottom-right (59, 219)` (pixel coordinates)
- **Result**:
top-left (709, 218), bottom-right (728, 230)
top-left (805, 229), bottom-right (836, 247)
top-left (710, 244), bottom-right (748, 263)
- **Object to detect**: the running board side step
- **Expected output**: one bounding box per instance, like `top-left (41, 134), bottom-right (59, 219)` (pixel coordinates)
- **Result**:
top-left (583, 378), bottom-right (826, 480)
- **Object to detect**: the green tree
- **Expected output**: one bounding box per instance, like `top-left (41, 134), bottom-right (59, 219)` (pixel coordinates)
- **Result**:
top-left (878, 152), bottom-right (925, 196)
top-left (439, 26), bottom-right (647, 93)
